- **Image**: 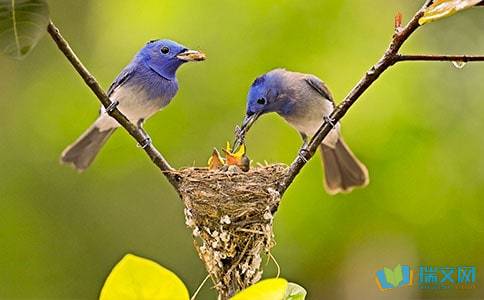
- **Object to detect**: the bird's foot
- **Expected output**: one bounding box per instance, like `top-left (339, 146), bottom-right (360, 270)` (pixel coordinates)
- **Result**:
top-left (137, 137), bottom-right (152, 149)
top-left (135, 119), bottom-right (151, 148)
top-left (324, 116), bottom-right (336, 129)
top-left (105, 100), bottom-right (119, 114)
top-left (136, 119), bottom-right (149, 137)
top-left (298, 148), bottom-right (310, 163)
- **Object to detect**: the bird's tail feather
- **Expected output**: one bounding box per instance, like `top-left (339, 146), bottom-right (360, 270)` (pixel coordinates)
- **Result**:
top-left (320, 138), bottom-right (369, 194)
top-left (60, 124), bottom-right (115, 171)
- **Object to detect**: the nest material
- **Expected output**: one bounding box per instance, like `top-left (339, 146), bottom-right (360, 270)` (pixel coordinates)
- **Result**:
top-left (173, 164), bottom-right (288, 299)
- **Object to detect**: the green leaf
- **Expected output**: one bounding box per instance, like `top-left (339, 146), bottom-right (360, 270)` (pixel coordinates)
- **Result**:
top-left (0, 0), bottom-right (49, 59)
top-left (419, 0), bottom-right (482, 25)
top-left (99, 254), bottom-right (189, 300)
top-left (231, 278), bottom-right (288, 300)
top-left (284, 282), bottom-right (307, 300)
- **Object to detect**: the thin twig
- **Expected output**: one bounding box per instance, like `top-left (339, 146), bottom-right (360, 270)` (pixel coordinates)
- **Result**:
top-left (268, 252), bottom-right (281, 278)
top-left (47, 21), bottom-right (181, 190)
top-left (396, 54), bottom-right (484, 63)
top-left (191, 274), bottom-right (211, 300)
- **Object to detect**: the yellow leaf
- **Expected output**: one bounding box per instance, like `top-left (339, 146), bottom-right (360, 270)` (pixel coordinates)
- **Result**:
top-left (231, 278), bottom-right (288, 300)
top-left (208, 148), bottom-right (224, 170)
top-left (419, 0), bottom-right (482, 25)
top-left (99, 254), bottom-right (189, 300)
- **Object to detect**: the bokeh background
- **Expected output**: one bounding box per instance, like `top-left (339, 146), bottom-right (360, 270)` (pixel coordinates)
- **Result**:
top-left (1, 1), bottom-right (484, 299)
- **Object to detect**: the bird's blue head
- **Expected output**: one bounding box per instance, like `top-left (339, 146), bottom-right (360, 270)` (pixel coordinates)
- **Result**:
top-left (233, 73), bottom-right (283, 149)
top-left (137, 39), bottom-right (206, 80)
top-left (247, 75), bottom-right (271, 116)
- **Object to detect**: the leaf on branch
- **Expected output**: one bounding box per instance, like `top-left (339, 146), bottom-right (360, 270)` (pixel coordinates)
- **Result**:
top-left (232, 279), bottom-right (308, 300)
top-left (284, 282), bottom-right (307, 300)
top-left (99, 254), bottom-right (189, 300)
top-left (231, 278), bottom-right (288, 300)
top-left (419, 0), bottom-right (482, 25)
top-left (394, 12), bottom-right (403, 30)
top-left (0, 0), bottom-right (49, 59)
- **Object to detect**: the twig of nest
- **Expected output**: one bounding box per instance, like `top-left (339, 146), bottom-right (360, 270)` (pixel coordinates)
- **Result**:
top-left (172, 164), bottom-right (288, 299)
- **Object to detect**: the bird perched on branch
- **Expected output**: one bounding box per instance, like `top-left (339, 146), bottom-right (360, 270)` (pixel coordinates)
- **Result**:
top-left (234, 69), bottom-right (369, 194)
top-left (61, 39), bottom-right (205, 171)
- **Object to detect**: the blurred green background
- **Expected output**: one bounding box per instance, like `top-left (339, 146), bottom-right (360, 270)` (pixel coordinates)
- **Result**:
top-left (1, 1), bottom-right (484, 299)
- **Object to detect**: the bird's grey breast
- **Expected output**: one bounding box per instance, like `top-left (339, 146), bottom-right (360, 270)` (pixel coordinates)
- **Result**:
top-left (277, 73), bottom-right (334, 137)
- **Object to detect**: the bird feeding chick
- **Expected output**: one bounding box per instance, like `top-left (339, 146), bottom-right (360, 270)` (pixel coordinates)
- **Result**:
top-left (234, 68), bottom-right (369, 195)
top-left (208, 142), bottom-right (250, 172)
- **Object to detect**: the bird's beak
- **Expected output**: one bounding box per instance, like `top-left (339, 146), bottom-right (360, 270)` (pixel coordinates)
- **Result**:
top-left (233, 112), bottom-right (261, 150)
top-left (176, 49), bottom-right (206, 62)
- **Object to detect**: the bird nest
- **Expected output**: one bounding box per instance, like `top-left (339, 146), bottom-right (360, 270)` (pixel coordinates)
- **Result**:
top-left (172, 164), bottom-right (288, 298)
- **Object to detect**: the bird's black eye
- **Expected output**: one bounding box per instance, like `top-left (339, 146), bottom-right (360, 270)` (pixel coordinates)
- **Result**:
top-left (257, 98), bottom-right (266, 105)
top-left (161, 47), bottom-right (170, 54)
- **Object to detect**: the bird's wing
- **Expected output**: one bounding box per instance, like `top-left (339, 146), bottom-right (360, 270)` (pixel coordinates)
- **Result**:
top-left (106, 67), bottom-right (134, 97)
top-left (97, 67), bottom-right (134, 116)
top-left (304, 75), bottom-right (335, 107)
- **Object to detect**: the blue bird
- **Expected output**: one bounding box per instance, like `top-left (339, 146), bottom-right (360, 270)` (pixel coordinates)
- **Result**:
top-left (236, 69), bottom-right (369, 194)
top-left (61, 39), bottom-right (205, 171)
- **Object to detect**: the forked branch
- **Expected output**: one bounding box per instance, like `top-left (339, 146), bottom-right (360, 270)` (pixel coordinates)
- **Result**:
top-left (45, 2), bottom-right (484, 298)
top-left (277, 1), bottom-right (484, 196)
top-left (47, 2), bottom-right (483, 200)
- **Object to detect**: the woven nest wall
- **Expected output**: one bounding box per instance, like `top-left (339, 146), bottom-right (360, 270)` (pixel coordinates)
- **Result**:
top-left (173, 164), bottom-right (288, 299)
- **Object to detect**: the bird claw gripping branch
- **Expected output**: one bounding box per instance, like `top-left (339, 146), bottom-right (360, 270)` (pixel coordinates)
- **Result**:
top-left (105, 100), bottom-right (119, 114)
top-left (323, 115), bottom-right (336, 129)
top-left (137, 137), bottom-right (152, 149)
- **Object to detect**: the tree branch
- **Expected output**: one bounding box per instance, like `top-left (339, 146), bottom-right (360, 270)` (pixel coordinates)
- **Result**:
top-left (47, 1), bottom-right (483, 203)
top-left (277, 1), bottom-right (483, 196)
top-left (396, 54), bottom-right (484, 62)
top-left (47, 21), bottom-right (181, 190)
top-left (44, 2), bottom-right (484, 298)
